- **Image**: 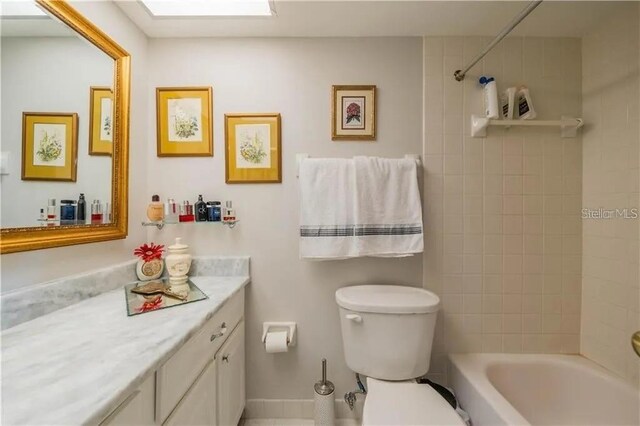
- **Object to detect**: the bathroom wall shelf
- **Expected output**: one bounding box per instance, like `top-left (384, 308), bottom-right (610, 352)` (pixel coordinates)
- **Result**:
top-left (470, 115), bottom-right (584, 138)
top-left (142, 220), bottom-right (239, 230)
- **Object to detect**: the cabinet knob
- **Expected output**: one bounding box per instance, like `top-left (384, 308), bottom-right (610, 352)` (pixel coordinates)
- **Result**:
top-left (222, 354), bottom-right (230, 363)
top-left (210, 322), bottom-right (227, 342)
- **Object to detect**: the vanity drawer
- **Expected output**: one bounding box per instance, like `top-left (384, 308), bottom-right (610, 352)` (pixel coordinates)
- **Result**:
top-left (156, 288), bottom-right (244, 424)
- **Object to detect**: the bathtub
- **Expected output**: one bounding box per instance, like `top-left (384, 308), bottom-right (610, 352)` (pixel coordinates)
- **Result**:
top-left (449, 353), bottom-right (640, 426)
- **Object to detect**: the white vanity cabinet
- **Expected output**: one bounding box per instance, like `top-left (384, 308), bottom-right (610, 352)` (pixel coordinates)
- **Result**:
top-left (101, 288), bottom-right (246, 426)
top-left (217, 322), bottom-right (245, 426)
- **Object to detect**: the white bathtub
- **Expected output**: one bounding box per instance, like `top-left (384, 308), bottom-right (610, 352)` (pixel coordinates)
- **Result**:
top-left (449, 353), bottom-right (640, 426)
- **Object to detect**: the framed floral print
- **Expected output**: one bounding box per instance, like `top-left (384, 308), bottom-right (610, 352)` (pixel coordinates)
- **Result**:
top-left (331, 85), bottom-right (376, 141)
top-left (22, 112), bottom-right (78, 181)
top-left (225, 113), bottom-right (281, 184)
top-left (156, 87), bottom-right (213, 157)
top-left (89, 87), bottom-right (113, 156)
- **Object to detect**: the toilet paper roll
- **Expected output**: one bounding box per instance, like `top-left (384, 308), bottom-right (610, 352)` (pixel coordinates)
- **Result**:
top-left (265, 331), bottom-right (289, 353)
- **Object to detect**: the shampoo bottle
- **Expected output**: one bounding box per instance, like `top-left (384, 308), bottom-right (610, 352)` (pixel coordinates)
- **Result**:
top-left (517, 86), bottom-right (537, 120)
top-left (479, 76), bottom-right (499, 119)
top-left (500, 87), bottom-right (517, 120)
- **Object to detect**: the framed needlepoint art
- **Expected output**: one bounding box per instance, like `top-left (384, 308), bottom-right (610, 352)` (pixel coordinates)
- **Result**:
top-left (331, 85), bottom-right (376, 141)
top-left (225, 113), bottom-right (281, 184)
top-left (156, 87), bottom-right (213, 157)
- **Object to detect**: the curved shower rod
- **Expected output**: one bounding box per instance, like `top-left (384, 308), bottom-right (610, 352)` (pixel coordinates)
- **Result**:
top-left (454, 0), bottom-right (543, 82)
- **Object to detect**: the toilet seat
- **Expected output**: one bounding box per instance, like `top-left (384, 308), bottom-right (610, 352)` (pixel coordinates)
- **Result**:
top-left (362, 378), bottom-right (466, 426)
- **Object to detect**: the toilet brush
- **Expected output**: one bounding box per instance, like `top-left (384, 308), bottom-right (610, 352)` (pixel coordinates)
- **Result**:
top-left (314, 358), bottom-right (335, 426)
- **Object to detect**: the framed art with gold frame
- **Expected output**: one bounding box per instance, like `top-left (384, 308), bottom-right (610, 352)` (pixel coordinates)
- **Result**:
top-left (89, 86), bottom-right (113, 155)
top-left (225, 113), bottom-right (281, 184)
top-left (331, 85), bottom-right (376, 141)
top-left (156, 86), bottom-right (213, 157)
top-left (22, 112), bottom-right (78, 181)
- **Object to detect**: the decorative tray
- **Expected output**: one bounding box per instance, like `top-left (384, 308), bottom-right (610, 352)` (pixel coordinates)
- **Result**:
top-left (124, 278), bottom-right (208, 316)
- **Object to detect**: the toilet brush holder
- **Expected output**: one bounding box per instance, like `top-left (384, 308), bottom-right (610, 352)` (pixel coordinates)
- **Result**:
top-left (314, 358), bottom-right (335, 426)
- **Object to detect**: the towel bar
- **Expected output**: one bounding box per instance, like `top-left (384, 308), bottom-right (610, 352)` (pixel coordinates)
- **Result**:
top-left (295, 154), bottom-right (422, 178)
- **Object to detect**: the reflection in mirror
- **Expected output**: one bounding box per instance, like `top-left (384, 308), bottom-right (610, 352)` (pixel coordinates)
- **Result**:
top-left (1, 1), bottom-right (114, 229)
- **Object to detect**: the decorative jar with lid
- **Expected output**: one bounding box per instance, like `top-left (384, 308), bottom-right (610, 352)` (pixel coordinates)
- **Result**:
top-left (165, 237), bottom-right (192, 278)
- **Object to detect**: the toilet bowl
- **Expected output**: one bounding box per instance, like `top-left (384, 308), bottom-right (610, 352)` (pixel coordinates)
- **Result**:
top-left (336, 285), bottom-right (465, 426)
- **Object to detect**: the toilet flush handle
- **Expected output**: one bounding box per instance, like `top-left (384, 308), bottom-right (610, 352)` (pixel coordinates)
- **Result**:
top-left (345, 314), bottom-right (362, 323)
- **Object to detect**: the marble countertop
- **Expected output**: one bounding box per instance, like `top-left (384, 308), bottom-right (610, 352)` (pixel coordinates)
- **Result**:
top-left (1, 275), bottom-right (250, 425)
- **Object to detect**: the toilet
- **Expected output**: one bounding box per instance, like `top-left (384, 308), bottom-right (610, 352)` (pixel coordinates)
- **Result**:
top-left (335, 285), bottom-right (466, 426)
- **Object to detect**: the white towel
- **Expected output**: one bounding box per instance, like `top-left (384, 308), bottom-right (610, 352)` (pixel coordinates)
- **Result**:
top-left (299, 156), bottom-right (423, 260)
top-left (299, 158), bottom-right (357, 259)
top-left (353, 156), bottom-right (423, 257)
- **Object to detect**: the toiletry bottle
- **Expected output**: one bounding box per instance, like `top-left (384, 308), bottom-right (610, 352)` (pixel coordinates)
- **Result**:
top-left (47, 198), bottom-right (56, 220)
top-left (104, 202), bottom-right (111, 223)
top-left (147, 194), bottom-right (164, 222)
top-left (60, 200), bottom-right (77, 224)
top-left (179, 201), bottom-right (194, 222)
top-left (223, 201), bottom-right (236, 223)
top-left (77, 193), bottom-right (86, 224)
top-left (516, 86), bottom-right (537, 120)
top-left (195, 195), bottom-right (208, 222)
top-left (39, 208), bottom-right (45, 225)
top-left (164, 198), bottom-right (179, 223)
top-left (500, 87), bottom-right (517, 120)
top-left (91, 200), bottom-right (103, 224)
top-left (479, 76), bottom-right (499, 119)
top-left (212, 201), bottom-right (222, 222)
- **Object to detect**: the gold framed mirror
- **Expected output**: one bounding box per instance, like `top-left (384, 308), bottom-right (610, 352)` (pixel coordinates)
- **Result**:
top-left (0, 0), bottom-right (130, 254)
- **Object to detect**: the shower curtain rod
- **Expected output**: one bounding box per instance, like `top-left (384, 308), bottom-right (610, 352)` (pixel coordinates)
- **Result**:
top-left (454, 0), bottom-right (543, 82)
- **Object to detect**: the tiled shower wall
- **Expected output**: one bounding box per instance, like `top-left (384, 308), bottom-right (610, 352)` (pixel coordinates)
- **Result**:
top-left (581, 3), bottom-right (640, 385)
top-left (422, 36), bottom-right (583, 383)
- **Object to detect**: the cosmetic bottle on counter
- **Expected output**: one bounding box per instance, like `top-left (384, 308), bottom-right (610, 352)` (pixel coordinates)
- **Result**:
top-left (207, 201), bottom-right (222, 222)
top-left (60, 200), bottom-right (77, 224)
top-left (223, 201), bottom-right (236, 223)
top-left (164, 198), bottom-right (179, 223)
top-left (195, 195), bottom-right (208, 222)
top-left (47, 199), bottom-right (56, 220)
top-left (179, 201), bottom-right (194, 222)
top-left (91, 200), bottom-right (103, 224)
top-left (77, 193), bottom-right (86, 223)
top-left (104, 202), bottom-right (111, 223)
top-left (147, 194), bottom-right (164, 222)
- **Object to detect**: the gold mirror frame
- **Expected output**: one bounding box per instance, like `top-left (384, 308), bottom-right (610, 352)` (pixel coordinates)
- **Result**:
top-left (0, 0), bottom-right (130, 254)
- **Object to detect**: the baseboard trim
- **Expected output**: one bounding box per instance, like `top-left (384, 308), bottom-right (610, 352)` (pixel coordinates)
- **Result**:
top-left (243, 398), bottom-right (365, 420)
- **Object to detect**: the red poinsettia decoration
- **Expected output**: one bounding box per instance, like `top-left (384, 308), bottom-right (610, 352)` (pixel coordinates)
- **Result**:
top-left (134, 242), bottom-right (165, 262)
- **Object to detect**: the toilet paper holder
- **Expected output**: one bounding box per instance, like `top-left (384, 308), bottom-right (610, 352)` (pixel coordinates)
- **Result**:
top-left (262, 322), bottom-right (297, 347)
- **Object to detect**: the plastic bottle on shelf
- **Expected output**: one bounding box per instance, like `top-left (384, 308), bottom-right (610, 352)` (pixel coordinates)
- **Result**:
top-left (516, 86), bottom-right (537, 120)
top-left (479, 76), bottom-right (499, 119)
top-left (500, 87), bottom-right (517, 120)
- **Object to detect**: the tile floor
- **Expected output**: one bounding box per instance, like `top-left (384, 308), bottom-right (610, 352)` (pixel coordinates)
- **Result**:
top-left (240, 419), bottom-right (360, 426)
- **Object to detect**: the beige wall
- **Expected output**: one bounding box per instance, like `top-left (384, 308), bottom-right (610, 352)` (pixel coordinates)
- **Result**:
top-left (581, 3), bottom-right (640, 385)
top-left (145, 37), bottom-right (424, 399)
top-left (422, 36), bottom-right (583, 383)
top-left (0, 2), bottom-right (149, 293)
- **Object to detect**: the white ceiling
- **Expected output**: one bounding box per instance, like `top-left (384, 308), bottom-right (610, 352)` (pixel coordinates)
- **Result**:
top-left (115, 0), bottom-right (628, 38)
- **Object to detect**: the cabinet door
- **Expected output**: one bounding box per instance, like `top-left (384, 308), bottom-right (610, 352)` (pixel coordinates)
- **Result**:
top-left (101, 375), bottom-right (155, 426)
top-left (217, 321), bottom-right (245, 426)
top-left (164, 358), bottom-right (218, 426)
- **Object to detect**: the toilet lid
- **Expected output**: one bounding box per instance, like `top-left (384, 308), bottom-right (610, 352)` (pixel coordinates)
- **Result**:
top-left (335, 285), bottom-right (440, 314)
top-left (363, 378), bottom-right (466, 426)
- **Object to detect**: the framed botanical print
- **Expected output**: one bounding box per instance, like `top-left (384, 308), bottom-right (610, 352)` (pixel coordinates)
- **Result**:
top-left (331, 85), bottom-right (376, 141)
top-left (156, 87), bottom-right (213, 157)
top-left (22, 112), bottom-right (78, 181)
top-left (89, 86), bottom-right (113, 156)
top-left (225, 113), bottom-right (281, 184)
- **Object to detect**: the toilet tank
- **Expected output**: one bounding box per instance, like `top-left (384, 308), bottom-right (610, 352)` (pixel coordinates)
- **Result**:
top-left (335, 285), bottom-right (440, 381)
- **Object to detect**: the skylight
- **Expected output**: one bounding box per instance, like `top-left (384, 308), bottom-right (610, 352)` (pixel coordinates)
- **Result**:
top-left (0, 0), bottom-right (47, 17)
top-left (140, 0), bottom-right (274, 17)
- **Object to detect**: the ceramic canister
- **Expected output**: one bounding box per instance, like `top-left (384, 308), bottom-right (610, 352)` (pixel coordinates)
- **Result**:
top-left (165, 237), bottom-right (192, 278)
